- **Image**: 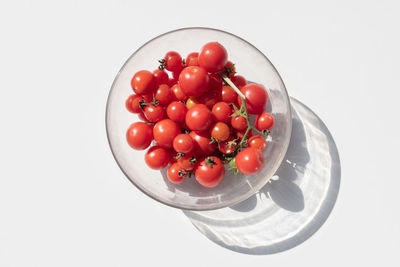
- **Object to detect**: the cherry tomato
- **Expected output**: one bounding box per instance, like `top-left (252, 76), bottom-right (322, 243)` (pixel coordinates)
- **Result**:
top-left (125, 94), bottom-right (141, 114)
top-left (198, 42), bottom-right (228, 73)
top-left (155, 84), bottom-right (173, 105)
top-left (142, 93), bottom-right (154, 103)
top-left (195, 156), bottom-right (225, 188)
top-left (208, 73), bottom-right (223, 91)
top-left (167, 77), bottom-right (178, 87)
top-left (235, 147), bottom-right (264, 175)
top-left (189, 131), bottom-right (217, 156)
top-left (164, 51), bottom-right (183, 72)
top-left (212, 102), bottom-right (231, 123)
top-left (185, 104), bottom-right (212, 131)
top-left (144, 105), bottom-right (165, 122)
top-left (238, 84), bottom-right (268, 114)
top-left (153, 69), bottom-right (169, 87)
top-left (186, 97), bottom-right (199, 109)
top-left (248, 136), bottom-right (267, 151)
top-left (171, 84), bottom-right (188, 101)
top-left (172, 69), bottom-right (181, 81)
top-left (186, 52), bottom-right (199, 66)
top-left (145, 146), bottom-right (170, 170)
top-left (236, 128), bottom-right (253, 139)
top-left (167, 162), bottom-right (187, 183)
top-left (195, 89), bottom-right (219, 109)
top-left (177, 153), bottom-right (197, 171)
top-left (166, 101), bottom-right (187, 122)
top-left (131, 70), bottom-right (155, 95)
top-left (220, 85), bottom-right (238, 104)
top-left (126, 122), bottom-right (153, 150)
top-left (255, 112), bottom-right (275, 130)
top-left (137, 112), bottom-right (148, 122)
top-left (153, 119), bottom-right (181, 149)
top-left (173, 133), bottom-right (194, 154)
top-left (210, 122), bottom-right (230, 142)
top-left (224, 61), bottom-right (236, 78)
top-left (179, 66), bottom-right (209, 97)
top-left (231, 75), bottom-right (247, 88)
top-left (218, 136), bottom-right (237, 154)
top-left (231, 115), bottom-right (247, 131)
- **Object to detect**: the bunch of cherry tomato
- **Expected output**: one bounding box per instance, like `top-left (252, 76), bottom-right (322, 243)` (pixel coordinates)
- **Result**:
top-left (125, 42), bottom-right (275, 188)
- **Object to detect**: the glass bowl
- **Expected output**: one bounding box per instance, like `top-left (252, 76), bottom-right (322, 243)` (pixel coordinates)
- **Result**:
top-left (106, 27), bottom-right (292, 210)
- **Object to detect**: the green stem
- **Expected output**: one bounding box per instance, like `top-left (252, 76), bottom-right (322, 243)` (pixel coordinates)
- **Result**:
top-left (219, 73), bottom-right (251, 146)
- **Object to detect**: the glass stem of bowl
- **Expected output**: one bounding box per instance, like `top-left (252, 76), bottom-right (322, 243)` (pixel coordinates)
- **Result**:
top-left (218, 73), bottom-right (264, 146)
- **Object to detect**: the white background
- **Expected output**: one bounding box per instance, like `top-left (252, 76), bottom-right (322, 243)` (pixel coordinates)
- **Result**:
top-left (1, 0), bottom-right (399, 266)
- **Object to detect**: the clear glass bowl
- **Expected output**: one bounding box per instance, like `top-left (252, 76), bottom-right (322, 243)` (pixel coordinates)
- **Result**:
top-left (106, 27), bottom-right (292, 210)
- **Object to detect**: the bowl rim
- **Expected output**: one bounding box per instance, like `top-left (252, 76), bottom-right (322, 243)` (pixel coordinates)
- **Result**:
top-left (105, 26), bottom-right (292, 211)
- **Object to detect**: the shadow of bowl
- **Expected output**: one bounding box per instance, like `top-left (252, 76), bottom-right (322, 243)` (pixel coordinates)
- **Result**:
top-left (183, 97), bottom-right (341, 254)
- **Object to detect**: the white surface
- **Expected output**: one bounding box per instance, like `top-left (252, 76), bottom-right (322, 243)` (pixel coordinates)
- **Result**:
top-left (0, 0), bottom-right (399, 266)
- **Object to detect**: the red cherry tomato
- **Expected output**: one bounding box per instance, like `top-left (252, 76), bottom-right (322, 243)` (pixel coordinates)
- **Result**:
top-left (195, 89), bottom-right (220, 109)
top-left (212, 102), bottom-right (231, 123)
top-left (145, 146), bottom-right (170, 170)
top-left (235, 147), bottom-right (264, 175)
top-left (144, 105), bottom-right (165, 122)
top-left (195, 156), bottom-right (225, 188)
top-left (177, 153), bottom-right (197, 171)
top-left (137, 112), bottom-right (148, 122)
top-left (236, 128), bottom-right (253, 139)
top-left (164, 51), bottom-right (183, 72)
top-left (208, 73), bottom-right (223, 91)
top-left (125, 94), bottom-right (141, 114)
top-left (166, 101), bottom-right (187, 122)
top-left (185, 104), bottom-right (212, 131)
top-left (231, 115), bottom-right (247, 131)
top-left (189, 131), bottom-right (217, 156)
top-left (131, 70), bottom-right (155, 95)
top-left (220, 85), bottom-right (238, 104)
top-left (126, 122), bottom-right (153, 150)
top-left (179, 66), bottom-right (209, 97)
top-left (248, 136), bottom-right (267, 151)
top-left (186, 52), bottom-right (199, 66)
top-left (198, 42), bottom-right (228, 73)
top-left (167, 77), bottom-right (178, 87)
top-left (255, 112), bottom-right (275, 130)
top-left (153, 69), bottom-right (169, 87)
top-left (218, 136), bottom-right (237, 154)
top-left (138, 112), bottom-right (149, 122)
top-left (167, 162), bottom-right (187, 183)
top-left (171, 84), bottom-right (188, 101)
top-left (237, 84), bottom-right (268, 115)
top-left (173, 133), bottom-right (194, 154)
top-left (153, 119), bottom-right (181, 149)
top-left (155, 84), bottom-right (173, 105)
top-left (210, 122), bottom-right (230, 142)
top-left (231, 75), bottom-right (247, 88)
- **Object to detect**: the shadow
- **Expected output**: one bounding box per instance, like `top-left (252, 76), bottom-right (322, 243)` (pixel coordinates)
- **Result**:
top-left (183, 97), bottom-right (341, 255)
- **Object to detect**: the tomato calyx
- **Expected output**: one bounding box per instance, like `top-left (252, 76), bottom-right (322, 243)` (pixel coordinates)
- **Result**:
top-left (189, 156), bottom-right (197, 165)
top-left (158, 59), bottom-right (166, 70)
top-left (262, 129), bottom-right (271, 136)
top-left (226, 138), bottom-right (239, 149)
top-left (223, 63), bottom-right (236, 77)
top-left (178, 169), bottom-right (188, 177)
top-left (205, 157), bottom-right (217, 168)
top-left (139, 98), bottom-right (159, 111)
top-left (175, 152), bottom-right (185, 159)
